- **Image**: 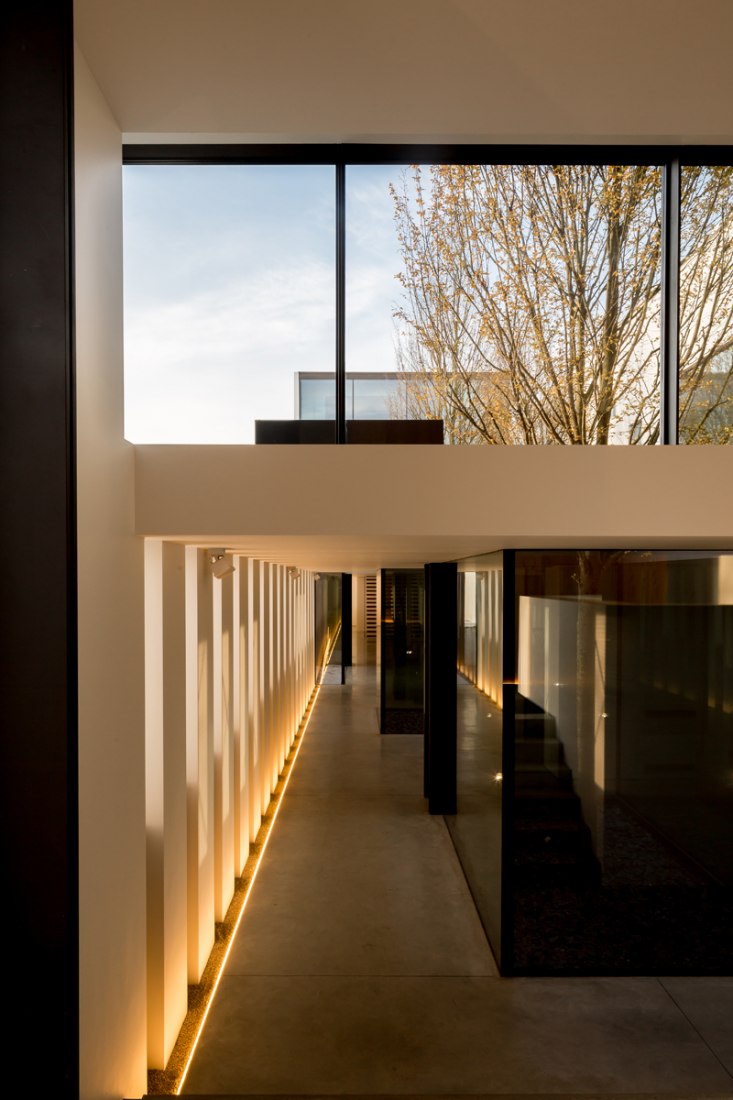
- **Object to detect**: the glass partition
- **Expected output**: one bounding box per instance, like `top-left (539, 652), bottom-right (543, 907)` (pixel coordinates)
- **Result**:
top-left (447, 553), bottom-right (505, 960)
top-left (507, 550), bottom-right (733, 974)
top-left (314, 573), bottom-right (341, 683)
top-left (678, 166), bottom-right (733, 443)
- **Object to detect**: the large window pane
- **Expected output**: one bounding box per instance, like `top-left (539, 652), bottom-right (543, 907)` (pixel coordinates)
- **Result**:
top-left (123, 165), bottom-right (335, 443)
top-left (344, 165), bottom-right (405, 422)
top-left (508, 550), bottom-right (733, 974)
top-left (679, 166), bottom-right (733, 443)
top-left (347, 163), bottom-right (662, 443)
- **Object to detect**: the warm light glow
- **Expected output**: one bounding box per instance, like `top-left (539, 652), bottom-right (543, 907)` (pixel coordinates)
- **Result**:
top-left (493, 771), bottom-right (503, 782)
top-left (318, 623), bottom-right (341, 683)
top-left (175, 677), bottom-right (323, 1095)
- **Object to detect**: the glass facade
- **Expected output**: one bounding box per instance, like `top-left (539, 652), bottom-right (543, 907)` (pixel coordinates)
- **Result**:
top-left (449, 550), bottom-right (733, 975)
top-left (297, 372), bottom-right (405, 420)
top-left (345, 165), bottom-right (406, 391)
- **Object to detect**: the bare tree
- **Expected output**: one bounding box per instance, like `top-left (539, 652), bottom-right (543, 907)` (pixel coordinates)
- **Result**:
top-left (392, 163), bottom-right (733, 444)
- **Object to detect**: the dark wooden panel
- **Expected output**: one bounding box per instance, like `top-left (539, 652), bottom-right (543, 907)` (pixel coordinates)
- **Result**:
top-left (0, 3), bottom-right (78, 1093)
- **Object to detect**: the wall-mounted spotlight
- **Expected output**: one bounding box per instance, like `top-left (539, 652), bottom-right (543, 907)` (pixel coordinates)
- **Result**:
top-left (287, 566), bottom-right (301, 580)
top-left (208, 549), bottom-right (235, 579)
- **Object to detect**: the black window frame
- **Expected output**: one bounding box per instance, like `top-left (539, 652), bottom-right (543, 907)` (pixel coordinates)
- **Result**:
top-left (122, 143), bottom-right (733, 445)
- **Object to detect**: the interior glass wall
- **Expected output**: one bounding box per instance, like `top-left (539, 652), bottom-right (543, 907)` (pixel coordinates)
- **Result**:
top-left (506, 550), bottom-right (733, 974)
top-left (447, 554), bottom-right (505, 959)
top-left (314, 573), bottom-right (341, 682)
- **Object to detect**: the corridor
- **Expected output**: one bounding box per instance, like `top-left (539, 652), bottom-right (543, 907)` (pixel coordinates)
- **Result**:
top-left (178, 667), bottom-right (733, 1098)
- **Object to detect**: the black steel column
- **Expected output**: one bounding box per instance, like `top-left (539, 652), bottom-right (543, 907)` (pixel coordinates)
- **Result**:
top-left (341, 572), bottom-right (352, 683)
top-left (335, 163), bottom-right (346, 443)
top-left (0, 2), bottom-right (78, 1093)
top-left (500, 551), bottom-right (516, 974)
top-left (424, 562), bottom-right (457, 814)
top-left (660, 156), bottom-right (681, 444)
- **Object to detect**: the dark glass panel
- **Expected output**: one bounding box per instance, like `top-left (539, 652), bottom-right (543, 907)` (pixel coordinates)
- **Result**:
top-left (508, 550), bottom-right (733, 975)
top-left (314, 574), bottom-right (342, 683)
top-left (447, 554), bottom-right (504, 961)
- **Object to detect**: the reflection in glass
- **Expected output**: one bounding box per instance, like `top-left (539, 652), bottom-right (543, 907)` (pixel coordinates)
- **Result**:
top-left (509, 550), bottom-right (733, 974)
top-left (314, 574), bottom-right (341, 683)
top-left (679, 166), bottom-right (733, 443)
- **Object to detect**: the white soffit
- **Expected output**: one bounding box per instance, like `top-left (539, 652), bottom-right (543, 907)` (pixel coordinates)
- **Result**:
top-left (74, 0), bottom-right (733, 142)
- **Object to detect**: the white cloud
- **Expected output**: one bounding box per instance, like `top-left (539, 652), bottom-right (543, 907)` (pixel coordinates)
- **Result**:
top-left (124, 258), bottom-right (335, 443)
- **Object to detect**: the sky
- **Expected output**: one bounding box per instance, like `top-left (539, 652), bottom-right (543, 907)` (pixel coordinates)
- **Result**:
top-left (123, 163), bottom-right (413, 443)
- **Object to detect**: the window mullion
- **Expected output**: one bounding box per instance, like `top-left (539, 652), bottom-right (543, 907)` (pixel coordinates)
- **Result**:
top-left (335, 163), bottom-right (346, 443)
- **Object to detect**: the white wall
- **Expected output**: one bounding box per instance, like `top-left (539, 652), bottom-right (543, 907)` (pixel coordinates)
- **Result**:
top-left (75, 46), bottom-right (148, 1100)
top-left (144, 540), bottom-right (188, 1069)
top-left (135, 444), bottom-right (733, 551)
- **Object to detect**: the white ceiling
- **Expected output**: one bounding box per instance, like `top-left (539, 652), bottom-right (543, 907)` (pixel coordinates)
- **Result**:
top-left (184, 534), bottom-right (502, 574)
top-left (75, 0), bottom-right (733, 143)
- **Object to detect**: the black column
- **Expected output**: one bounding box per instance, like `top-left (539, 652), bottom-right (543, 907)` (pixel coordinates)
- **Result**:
top-left (424, 562), bottom-right (457, 814)
top-left (335, 163), bottom-right (346, 443)
top-left (340, 573), bottom-right (352, 683)
top-left (660, 157), bottom-right (681, 444)
top-left (0, 4), bottom-right (78, 1093)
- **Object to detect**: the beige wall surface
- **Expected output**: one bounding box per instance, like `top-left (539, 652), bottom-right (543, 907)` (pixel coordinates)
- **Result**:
top-left (75, 46), bottom-right (148, 1100)
top-left (135, 444), bottom-right (733, 564)
top-left (75, 0), bottom-right (733, 142)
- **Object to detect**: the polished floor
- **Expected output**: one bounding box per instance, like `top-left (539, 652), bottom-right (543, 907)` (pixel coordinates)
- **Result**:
top-left (180, 666), bottom-right (733, 1098)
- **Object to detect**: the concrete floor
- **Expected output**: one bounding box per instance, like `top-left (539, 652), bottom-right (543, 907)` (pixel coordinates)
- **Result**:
top-left (180, 666), bottom-right (733, 1098)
